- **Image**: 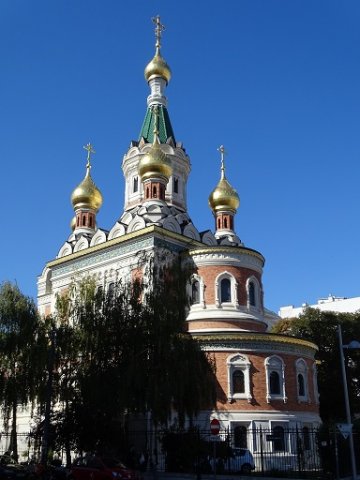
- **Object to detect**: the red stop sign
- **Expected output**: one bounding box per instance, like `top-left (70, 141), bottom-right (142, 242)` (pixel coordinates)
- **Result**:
top-left (210, 418), bottom-right (220, 435)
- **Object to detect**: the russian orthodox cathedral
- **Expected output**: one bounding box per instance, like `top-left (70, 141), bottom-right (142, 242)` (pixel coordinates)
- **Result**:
top-left (37, 16), bottom-right (321, 460)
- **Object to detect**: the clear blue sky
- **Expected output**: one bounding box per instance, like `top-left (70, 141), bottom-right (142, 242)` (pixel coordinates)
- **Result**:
top-left (1, 0), bottom-right (360, 313)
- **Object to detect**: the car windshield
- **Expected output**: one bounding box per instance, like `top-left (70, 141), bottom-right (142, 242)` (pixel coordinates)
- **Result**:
top-left (101, 458), bottom-right (126, 469)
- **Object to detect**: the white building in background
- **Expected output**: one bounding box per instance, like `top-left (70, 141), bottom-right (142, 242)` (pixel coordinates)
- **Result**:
top-left (279, 295), bottom-right (360, 319)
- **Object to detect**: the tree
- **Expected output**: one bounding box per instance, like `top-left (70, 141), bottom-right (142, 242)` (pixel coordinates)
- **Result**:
top-left (272, 308), bottom-right (360, 422)
top-left (47, 249), bottom-right (216, 455)
top-left (0, 281), bottom-right (43, 460)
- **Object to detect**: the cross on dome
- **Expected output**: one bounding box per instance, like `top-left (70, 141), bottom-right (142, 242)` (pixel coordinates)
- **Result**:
top-left (152, 15), bottom-right (165, 52)
top-left (83, 142), bottom-right (95, 169)
top-left (217, 144), bottom-right (227, 178)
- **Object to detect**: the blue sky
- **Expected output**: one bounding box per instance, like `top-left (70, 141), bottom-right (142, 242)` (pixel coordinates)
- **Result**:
top-left (1, 0), bottom-right (360, 313)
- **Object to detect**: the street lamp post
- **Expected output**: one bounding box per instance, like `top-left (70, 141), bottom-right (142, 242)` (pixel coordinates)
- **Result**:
top-left (338, 324), bottom-right (358, 480)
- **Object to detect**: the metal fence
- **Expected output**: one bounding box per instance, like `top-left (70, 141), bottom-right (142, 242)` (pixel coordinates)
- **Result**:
top-left (1, 427), bottom-right (360, 479)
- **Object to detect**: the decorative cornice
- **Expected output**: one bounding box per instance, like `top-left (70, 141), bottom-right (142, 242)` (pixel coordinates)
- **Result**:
top-left (188, 246), bottom-right (265, 265)
top-left (46, 226), bottom-right (204, 269)
top-left (192, 332), bottom-right (318, 353)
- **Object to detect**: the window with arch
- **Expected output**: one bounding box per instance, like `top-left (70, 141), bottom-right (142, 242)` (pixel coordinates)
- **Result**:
top-left (234, 425), bottom-right (248, 448)
top-left (221, 278), bottom-right (231, 302)
top-left (108, 282), bottom-right (115, 301)
top-left (296, 358), bottom-right (309, 401)
top-left (265, 356), bottom-right (287, 403)
top-left (173, 177), bottom-right (179, 194)
top-left (191, 280), bottom-right (200, 305)
top-left (216, 272), bottom-right (238, 307)
top-left (133, 176), bottom-right (138, 193)
top-left (249, 282), bottom-right (256, 306)
top-left (270, 371), bottom-right (281, 395)
top-left (189, 276), bottom-right (204, 307)
top-left (246, 276), bottom-right (260, 309)
top-left (227, 354), bottom-right (252, 402)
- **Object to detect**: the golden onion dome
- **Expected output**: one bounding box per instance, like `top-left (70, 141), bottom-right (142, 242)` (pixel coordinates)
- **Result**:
top-left (144, 52), bottom-right (171, 84)
top-left (71, 165), bottom-right (103, 212)
top-left (70, 216), bottom-right (76, 231)
top-left (138, 138), bottom-right (172, 182)
top-left (209, 146), bottom-right (240, 213)
top-left (209, 177), bottom-right (240, 213)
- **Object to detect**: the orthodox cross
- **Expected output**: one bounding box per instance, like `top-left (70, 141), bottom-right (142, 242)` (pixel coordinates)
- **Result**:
top-left (218, 145), bottom-right (227, 178)
top-left (152, 15), bottom-right (165, 51)
top-left (83, 142), bottom-right (95, 168)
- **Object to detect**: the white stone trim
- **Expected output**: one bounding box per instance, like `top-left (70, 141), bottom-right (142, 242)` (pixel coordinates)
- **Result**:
top-left (265, 355), bottom-right (287, 404)
top-left (215, 271), bottom-right (239, 308)
top-left (227, 353), bottom-right (252, 403)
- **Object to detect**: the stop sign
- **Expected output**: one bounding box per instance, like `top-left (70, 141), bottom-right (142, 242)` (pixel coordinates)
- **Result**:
top-left (210, 418), bottom-right (220, 435)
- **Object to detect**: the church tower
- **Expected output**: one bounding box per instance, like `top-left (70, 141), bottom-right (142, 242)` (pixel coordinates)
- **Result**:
top-left (37, 16), bottom-right (321, 466)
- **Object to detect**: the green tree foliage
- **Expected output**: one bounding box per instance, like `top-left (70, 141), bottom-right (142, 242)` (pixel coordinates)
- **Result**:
top-left (0, 281), bottom-right (43, 459)
top-left (48, 249), bottom-right (216, 455)
top-left (272, 308), bottom-right (360, 422)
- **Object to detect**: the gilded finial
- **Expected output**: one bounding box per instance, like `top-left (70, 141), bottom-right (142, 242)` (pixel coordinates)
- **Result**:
top-left (217, 145), bottom-right (227, 179)
top-left (152, 15), bottom-right (165, 54)
top-left (83, 142), bottom-right (95, 169)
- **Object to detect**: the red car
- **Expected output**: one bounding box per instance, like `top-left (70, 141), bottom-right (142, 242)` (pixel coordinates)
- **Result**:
top-left (70, 456), bottom-right (140, 480)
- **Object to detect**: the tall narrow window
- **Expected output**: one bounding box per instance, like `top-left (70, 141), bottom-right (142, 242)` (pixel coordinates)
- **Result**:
top-left (173, 177), bottom-right (179, 193)
top-left (249, 282), bottom-right (256, 306)
top-left (191, 281), bottom-right (200, 305)
top-left (221, 278), bottom-right (231, 302)
top-left (234, 426), bottom-right (247, 448)
top-left (302, 426), bottom-right (311, 451)
top-left (133, 176), bottom-right (138, 193)
top-left (273, 426), bottom-right (285, 452)
top-left (82, 216), bottom-right (86, 226)
top-left (233, 370), bottom-right (245, 394)
top-left (227, 354), bottom-right (252, 402)
top-left (265, 356), bottom-right (286, 403)
top-left (270, 371), bottom-right (281, 395)
top-left (108, 282), bottom-right (115, 301)
top-left (298, 373), bottom-right (305, 397)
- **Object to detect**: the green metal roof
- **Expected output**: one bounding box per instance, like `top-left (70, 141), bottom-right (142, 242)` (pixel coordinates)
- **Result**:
top-left (139, 105), bottom-right (176, 144)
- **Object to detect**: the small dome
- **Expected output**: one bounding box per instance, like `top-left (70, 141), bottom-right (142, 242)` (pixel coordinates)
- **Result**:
top-left (144, 53), bottom-right (171, 84)
top-left (138, 139), bottom-right (173, 182)
top-left (71, 167), bottom-right (103, 212)
top-left (70, 216), bottom-right (76, 231)
top-left (209, 177), bottom-right (240, 213)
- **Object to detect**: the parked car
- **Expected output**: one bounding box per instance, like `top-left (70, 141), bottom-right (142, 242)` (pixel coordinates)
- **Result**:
top-left (225, 448), bottom-right (255, 474)
top-left (70, 456), bottom-right (139, 480)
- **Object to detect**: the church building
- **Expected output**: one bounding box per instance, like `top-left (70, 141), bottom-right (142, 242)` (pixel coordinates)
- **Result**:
top-left (37, 16), bottom-right (321, 468)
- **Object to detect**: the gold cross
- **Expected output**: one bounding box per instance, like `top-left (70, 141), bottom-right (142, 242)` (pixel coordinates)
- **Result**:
top-left (152, 15), bottom-right (165, 51)
top-left (217, 145), bottom-right (227, 177)
top-left (83, 142), bottom-right (95, 168)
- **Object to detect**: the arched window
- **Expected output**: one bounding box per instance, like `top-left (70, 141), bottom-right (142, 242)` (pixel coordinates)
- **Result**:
top-left (133, 176), bottom-right (138, 193)
top-left (234, 426), bottom-right (247, 448)
top-left (152, 186), bottom-right (157, 197)
top-left (173, 177), bottom-right (179, 193)
top-left (249, 282), bottom-right (256, 306)
top-left (265, 356), bottom-right (286, 403)
top-left (273, 426), bottom-right (285, 452)
top-left (191, 281), bottom-right (200, 305)
top-left (296, 358), bottom-right (308, 401)
top-left (233, 370), bottom-right (245, 394)
top-left (270, 371), bottom-right (281, 395)
top-left (227, 354), bottom-right (252, 402)
top-left (146, 187), bottom-right (150, 198)
top-left (224, 217), bottom-right (228, 228)
top-left (108, 282), bottom-right (115, 301)
top-left (89, 216), bottom-right (93, 228)
top-left (82, 216), bottom-right (86, 226)
top-left (298, 373), bottom-right (305, 397)
top-left (221, 278), bottom-right (231, 302)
